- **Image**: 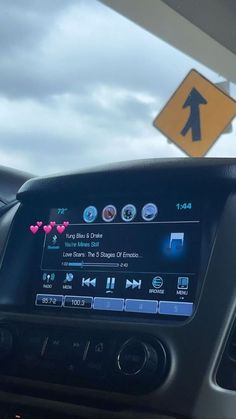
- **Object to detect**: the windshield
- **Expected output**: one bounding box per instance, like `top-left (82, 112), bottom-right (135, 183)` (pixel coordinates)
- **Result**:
top-left (1, 0), bottom-right (236, 175)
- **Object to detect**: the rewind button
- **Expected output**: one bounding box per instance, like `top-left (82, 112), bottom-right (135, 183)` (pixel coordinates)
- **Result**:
top-left (82, 277), bottom-right (96, 287)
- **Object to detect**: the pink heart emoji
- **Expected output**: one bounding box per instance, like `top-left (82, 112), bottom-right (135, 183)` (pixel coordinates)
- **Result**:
top-left (43, 225), bottom-right (52, 234)
top-left (50, 221), bottom-right (56, 227)
top-left (57, 225), bottom-right (65, 234)
top-left (30, 225), bottom-right (39, 234)
top-left (63, 221), bottom-right (69, 227)
top-left (36, 221), bottom-right (43, 227)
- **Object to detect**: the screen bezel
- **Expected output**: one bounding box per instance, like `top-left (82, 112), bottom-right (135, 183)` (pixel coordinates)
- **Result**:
top-left (0, 188), bottom-right (224, 324)
top-left (29, 191), bottom-right (206, 321)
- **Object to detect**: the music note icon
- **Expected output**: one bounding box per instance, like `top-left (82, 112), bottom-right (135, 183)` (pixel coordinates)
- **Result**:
top-left (168, 232), bottom-right (184, 250)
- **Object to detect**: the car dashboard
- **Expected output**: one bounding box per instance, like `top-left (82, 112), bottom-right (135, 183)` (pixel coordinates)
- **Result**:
top-left (0, 158), bottom-right (235, 418)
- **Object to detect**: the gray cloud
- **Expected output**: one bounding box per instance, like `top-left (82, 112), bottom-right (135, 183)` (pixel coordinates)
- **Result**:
top-left (0, 0), bottom-right (217, 100)
top-left (0, 0), bottom-right (235, 175)
top-left (0, 1), bottom-right (78, 51)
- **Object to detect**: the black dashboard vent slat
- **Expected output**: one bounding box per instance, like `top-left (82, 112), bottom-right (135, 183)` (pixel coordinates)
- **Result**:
top-left (217, 323), bottom-right (236, 389)
top-left (228, 328), bottom-right (236, 361)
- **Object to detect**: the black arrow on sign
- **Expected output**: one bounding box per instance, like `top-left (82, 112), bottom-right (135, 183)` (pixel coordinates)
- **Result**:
top-left (181, 88), bottom-right (208, 141)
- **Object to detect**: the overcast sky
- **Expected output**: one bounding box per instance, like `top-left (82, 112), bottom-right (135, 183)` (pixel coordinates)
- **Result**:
top-left (0, 0), bottom-right (236, 175)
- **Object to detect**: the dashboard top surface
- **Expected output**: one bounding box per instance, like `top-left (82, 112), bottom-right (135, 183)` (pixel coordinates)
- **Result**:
top-left (17, 158), bottom-right (236, 204)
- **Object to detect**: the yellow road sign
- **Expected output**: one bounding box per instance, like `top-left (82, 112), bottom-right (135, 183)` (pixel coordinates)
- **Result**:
top-left (153, 69), bottom-right (236, 157)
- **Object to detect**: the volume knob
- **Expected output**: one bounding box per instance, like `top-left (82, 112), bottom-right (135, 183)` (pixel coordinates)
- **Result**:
top-left (117, 338), bottom-right (158, 377)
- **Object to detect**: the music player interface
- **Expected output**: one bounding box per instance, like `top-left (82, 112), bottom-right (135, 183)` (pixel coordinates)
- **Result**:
top-left (34, 200), bottom-right (201, 318)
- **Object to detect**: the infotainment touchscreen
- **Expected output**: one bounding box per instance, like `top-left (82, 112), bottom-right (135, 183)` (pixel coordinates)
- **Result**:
top-left (33, 198), bottom-right (201, 319)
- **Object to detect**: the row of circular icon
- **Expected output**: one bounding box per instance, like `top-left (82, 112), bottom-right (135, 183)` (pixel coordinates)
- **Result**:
top-left (83, 203), bottom-right (158, 223)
